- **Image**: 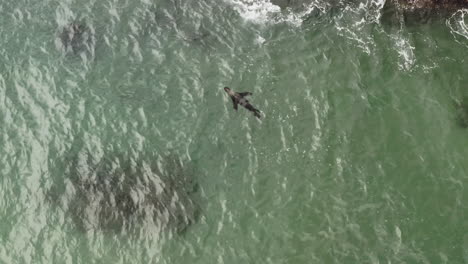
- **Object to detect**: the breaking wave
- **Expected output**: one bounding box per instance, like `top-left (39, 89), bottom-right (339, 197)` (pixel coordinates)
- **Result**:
top-left (226, 0), bottom-right (327, 25)
top-left (226, 0), bottom-right (466, 70)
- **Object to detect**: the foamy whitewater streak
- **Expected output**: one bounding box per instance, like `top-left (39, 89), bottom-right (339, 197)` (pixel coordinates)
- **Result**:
top-left (226, 0), bottom-right (326, 25)
top-left (226, 0), bottom-right (465, 72)
top-left (227, 0), bottom-right (385, 48)
top-left (447, 9), bottom-right (468, 46)
top-left (393, 34), bottom-right (416, 70)
top-left (227, 0), bottom-right (281, 23)
top-left (226, 0), bottom-right (387, 25)
top-left (331, 0), bottom-right (385, 54)
top-left (226, 0), bottom-right (420, 71)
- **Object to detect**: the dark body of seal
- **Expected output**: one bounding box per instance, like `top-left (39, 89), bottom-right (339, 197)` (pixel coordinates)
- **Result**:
top-left (224, 87), bottom-right (261, 118)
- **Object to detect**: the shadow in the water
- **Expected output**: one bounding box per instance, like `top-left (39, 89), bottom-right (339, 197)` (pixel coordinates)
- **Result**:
top-left (454, 97), bottom-right (468, 128)
top-left (47, 149), bottom-right (201, 235)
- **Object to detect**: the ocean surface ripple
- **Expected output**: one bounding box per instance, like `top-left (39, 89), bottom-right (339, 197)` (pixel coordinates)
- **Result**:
top-left (1, 0), bottom-right (468, 263)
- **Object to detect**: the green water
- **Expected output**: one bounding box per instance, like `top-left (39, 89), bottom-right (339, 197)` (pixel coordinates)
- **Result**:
top-left (1, 0), bottom-right (468, 263)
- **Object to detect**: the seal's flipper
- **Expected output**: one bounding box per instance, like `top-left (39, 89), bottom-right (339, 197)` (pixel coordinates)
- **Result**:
top-left (253, 110), bottom-right (261, 119)
top-left (245, 104), bottom-right (261, 118)
top-left (247, 107), bottom-right (261, 118)
top-left (239, 92), bottom-right (252, 97)
top-left (231, 97), bottom-right (238, 111)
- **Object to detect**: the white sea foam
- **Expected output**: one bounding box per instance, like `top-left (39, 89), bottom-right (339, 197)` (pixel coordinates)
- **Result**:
top-left (226, 0), bottom-right (324, 26)
top-left (334, 0), bottom-right (387, 55)
top-left (394, 35), bottom-right (416, 71)
top-left (447, 9), bottom-right (468, 47)
top-left (227, 0), bottom-right (281, 23)
top-left (255, 35), bottom-right (266, 44)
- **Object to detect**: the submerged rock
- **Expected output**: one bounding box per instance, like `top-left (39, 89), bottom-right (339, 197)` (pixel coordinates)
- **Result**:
top-left (383, 0), bottom-right (468, 24)
top-left (47, 151), bottom-right (200, 234)
top-left (270, 0), bottom-right (292, 9)
top-left (394, 0), bottom-right (468, 10)
top-left (271, 0), bottom-right (468, 22)
top-left (58, 22), bottom-right (95, 55)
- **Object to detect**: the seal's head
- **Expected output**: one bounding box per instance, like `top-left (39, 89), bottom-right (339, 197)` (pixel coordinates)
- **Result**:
top-left (224, 87), bottom-right (231, 93)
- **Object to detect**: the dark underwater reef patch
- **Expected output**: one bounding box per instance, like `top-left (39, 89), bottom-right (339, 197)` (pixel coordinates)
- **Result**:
top-left (394, 0), bottom-right (468, 10)
top-left (58, 21), bottom-right (95, 55)
top-left (382, 0), bottom-right (468, 25)
top-left (47, 151), bottom-right (200, 235)
top-left (269, 0), bottom-right (468, 25)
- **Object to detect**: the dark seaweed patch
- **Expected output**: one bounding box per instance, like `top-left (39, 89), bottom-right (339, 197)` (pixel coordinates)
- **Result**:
top-left (59, 22), bottom-right (95, 55)
top-left (47, 151), bottom-right (200, 235)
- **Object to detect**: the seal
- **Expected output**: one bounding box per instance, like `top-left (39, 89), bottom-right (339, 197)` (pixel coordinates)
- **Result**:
top-left (224, 87), bottom-right (261, 118)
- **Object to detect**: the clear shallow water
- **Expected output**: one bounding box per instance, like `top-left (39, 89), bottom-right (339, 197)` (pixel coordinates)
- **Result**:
top-left (2, 0), bottom-right (468, 263)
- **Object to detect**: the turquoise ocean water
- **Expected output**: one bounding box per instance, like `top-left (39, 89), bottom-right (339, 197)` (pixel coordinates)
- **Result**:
top-left (2, 0), bottom-right (468, 263)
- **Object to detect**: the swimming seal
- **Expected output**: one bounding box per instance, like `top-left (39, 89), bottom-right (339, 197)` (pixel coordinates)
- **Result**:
top-left (224, 87), bottom-right (261, 119)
